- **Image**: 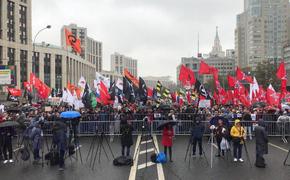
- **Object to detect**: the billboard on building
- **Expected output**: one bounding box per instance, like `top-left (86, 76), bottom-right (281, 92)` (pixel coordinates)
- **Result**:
top-left (0, 66), bottom-right (16, 85)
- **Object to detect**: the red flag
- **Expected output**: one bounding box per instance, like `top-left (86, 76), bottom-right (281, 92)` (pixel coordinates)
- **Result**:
top-left (99, 81), bottom-right (111, 105)
top-left (65, 28), bottom-right (82, 54)
top-left (23, 82), bottom-right (32, 92)
top-left (38, 82), bottom-right (51, 99)
top-left (227, 75), bottom-right (236, 88)
top-left (236, 67), bottom-right (253, 83)
top-left (276, 61), bottom-right (287, 79)
top-left (8, 88), bottom-right (22, 97)
top-left (147, 87), bottom-right (153, 98)
top-left (266, 85), bottom-right (280, 106)
top-left (179, 65), bottom-right (196, 86)
top-left (199, 60), bottom-right (211, 74)
top-left (30, 73), bottom-right (41, 90)
top-left (124, 68), bottom-right (139, 88)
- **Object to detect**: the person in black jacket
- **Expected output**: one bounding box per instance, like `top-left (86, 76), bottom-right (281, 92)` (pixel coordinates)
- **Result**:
top-left (255, 120), bottom-right (268, 168)
top-left (1, 126), bottom-right (15, 164)
top-left (214, 119), bottom-right (228, 157)
top-left (191, 118), bottom-right (205, 156)
top-left (120, 119), bottom-right (133, 157)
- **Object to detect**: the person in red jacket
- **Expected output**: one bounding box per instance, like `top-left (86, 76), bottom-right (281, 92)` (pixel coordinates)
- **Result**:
top-left (161, 125), bottom-right (174, 162)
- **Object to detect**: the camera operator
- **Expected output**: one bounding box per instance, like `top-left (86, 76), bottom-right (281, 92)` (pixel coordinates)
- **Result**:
top-left (30, 121), bottom-right (43, 164)
top-left (191, 117), bottom-right (205, 157)
top-left (52, 113), bottom-right (67, 171)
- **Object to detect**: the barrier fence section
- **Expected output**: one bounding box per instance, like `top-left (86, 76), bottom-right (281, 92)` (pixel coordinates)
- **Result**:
top-left (41, 113), bottom-right (289, 137)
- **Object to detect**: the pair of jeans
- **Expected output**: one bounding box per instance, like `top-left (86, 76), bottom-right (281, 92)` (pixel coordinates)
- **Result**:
top-left (3, 138), bottom-right (12, 160)
top-left (192, 137), bottom-right (202, 155)
top-left (33, 149), bottom-right (40, 161)
top-left (122, 145), bottom-right (131, 156)
top-left (164, 146), bottom-right (172, 161)
top-left (233, 141), bottom-right (243, 159)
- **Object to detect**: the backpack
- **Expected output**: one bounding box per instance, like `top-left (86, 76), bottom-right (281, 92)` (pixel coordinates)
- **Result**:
top-left (45, 146), bottom-right (59, 166)
top-left (156, 152), bottom-right (167, 163)
top-left (113, 156), bottom-right (133, 166)
top-left (20, 147), bottom-right (30, 161)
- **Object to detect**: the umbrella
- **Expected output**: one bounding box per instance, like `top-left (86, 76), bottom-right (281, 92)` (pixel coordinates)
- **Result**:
top-left (157, 121), bottom-right (177, 130)
top-left (60, 111), bottom-right (81, 119)
top-left (252, 102), bottom-right (266, 108)
top-left (7, 107), bottom-right (21, 113)
top-left (0, 121), bottom-right (19, 128)
top-left (210, 116), bottom-right (230, 127)
top-left (21, 106), bottom-right (37, 112)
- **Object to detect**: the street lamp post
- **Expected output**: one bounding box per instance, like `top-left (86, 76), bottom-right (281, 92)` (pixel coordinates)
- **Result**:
top-left (32, 25), bottom-right (51, 74)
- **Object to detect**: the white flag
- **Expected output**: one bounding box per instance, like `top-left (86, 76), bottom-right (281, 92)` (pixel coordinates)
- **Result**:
top-left (250, 77), bottom-right (259, 100)
top-left (78, 76), bottom-right (86, 89)
top-left (96, 72), bottom-right (110, 88)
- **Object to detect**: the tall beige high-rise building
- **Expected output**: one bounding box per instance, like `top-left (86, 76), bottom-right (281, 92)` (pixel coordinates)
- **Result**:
top-left (0, 0), bottom-right (96, 89)
top-left (235, 0), bottom-right (290, 69)
top-left (111, 52), bottom-right (138, 77)
top-left (61, 24), bottom-right (103, 72)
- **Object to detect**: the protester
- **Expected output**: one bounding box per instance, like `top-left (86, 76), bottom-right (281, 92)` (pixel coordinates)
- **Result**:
top-left (1, 126), bottom-right (15, 164)
top-left (120, 119), bottom-right (133, 157)
top-left (214, 119), bottom-right (229, 157)
top-left (242, 109), bottom-right (253, 140)
top-left (230, 119), bottom-right (246, 162)
top-left (255, 119), bottom-right (268, 168)
top-left (191, 118), bottom-right (205, 157)
top-left (161, 124), bottom-right (174, 162)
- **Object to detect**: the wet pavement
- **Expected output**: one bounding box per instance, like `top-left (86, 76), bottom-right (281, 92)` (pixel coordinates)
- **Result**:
top-left (1, 136), bottom-right (290, 180)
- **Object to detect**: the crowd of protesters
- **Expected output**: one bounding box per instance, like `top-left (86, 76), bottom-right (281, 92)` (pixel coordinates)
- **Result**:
top-left (0, 98), bottom-right (290, 170)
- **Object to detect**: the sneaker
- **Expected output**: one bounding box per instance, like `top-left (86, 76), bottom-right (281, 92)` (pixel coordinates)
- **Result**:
top-left (58, 167), bottom-right (65, 171)
top-left (3, 160), bottom-right (8, 164)
top-left (9, 159), bottom-right (13, 163)
top-left (233, 158), bottom-right (238, 162)
top-left (192, 154), bottom-right (196, 158)
top-left (239, 158), bottom-right (244, 162)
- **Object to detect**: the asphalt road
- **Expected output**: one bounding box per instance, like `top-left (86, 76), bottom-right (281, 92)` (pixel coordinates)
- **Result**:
top-left (1, 136), bottom-right (290, 180)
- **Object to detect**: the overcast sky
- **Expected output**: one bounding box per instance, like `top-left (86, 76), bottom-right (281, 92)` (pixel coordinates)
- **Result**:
top-left (32, 0), bottom-right (244, 80)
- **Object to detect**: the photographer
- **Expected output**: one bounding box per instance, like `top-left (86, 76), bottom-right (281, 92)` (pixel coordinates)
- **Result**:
top-left (52, 116), bottom-right (67, 171)
top-left (120, 119), bottom-right (133, 157)
top-left (30, 121), bottom-right (43, 164)
top-left (191, 118), bottom-right (205, 157)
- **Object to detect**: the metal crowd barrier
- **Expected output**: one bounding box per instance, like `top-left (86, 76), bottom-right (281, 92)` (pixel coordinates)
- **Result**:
top-left (41, 119), bottom-right (287, 137)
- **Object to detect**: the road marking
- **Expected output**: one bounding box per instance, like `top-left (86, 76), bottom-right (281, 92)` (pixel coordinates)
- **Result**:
top-left (139, 148), bottom-right (155, 155)
top-left (137, 162), bottom-right (155, 170)
top-left (269, 142), bottom-right (288, 152)
top-left (141, 140), bottom-right (152, 144)
top-left (129, 135), bottom-right (141, 180)
top-left (153, 135), bottom-right (165, 180)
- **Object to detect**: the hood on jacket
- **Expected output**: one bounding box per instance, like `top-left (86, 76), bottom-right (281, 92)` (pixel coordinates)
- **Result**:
top-left (234, 119), bottom-right (240, 126)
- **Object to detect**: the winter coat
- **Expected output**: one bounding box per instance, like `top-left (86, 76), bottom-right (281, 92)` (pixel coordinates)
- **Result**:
top-left (162, 127), bottom-right (174, 147)
top-left (120, 124), bottom-right (133, 147)
top-left (191, 124), bottom-right (205, 139)
top-left (255, 125), bottom-right (268, 155)
top-left (215, 125), bottom-right (228, 140)
top-left (30, 127), bottom-right (42, 150)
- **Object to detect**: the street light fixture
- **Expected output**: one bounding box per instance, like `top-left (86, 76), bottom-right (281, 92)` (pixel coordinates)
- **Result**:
top-left (32, 25), bottom-right (51, 74)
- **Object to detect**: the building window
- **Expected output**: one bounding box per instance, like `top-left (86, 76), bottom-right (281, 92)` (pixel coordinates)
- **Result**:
top-left (33, 52), bottom-right (40, 77)
top-left (7, 47), bottom-right (15, 65)
top-left (44, 53), bottom-right (51, 86)
top-left (20, 50), bottom-right (27, 88)
top-left (19, 5), bottom-right (27, 44)
top-left (0, 46), bottom-right (2, 64)
top-left (7, 0), bottom-right (15, 42)
top-left (55, 55), bottom-right (62, 89)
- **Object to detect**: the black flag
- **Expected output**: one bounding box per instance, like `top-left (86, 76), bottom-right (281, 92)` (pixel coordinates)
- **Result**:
top-left (82, 83), bottom-right (91, 108)
top-left (123, 77), bottom-right (135, 103)
top-left (139, 77), bottom-right (148, 104)
top-left (194, 80), bottom-right (211, 99)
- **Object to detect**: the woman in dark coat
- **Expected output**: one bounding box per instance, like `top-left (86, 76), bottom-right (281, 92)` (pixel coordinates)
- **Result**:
top-left (161, 125), bottom-right (174, 162)
top-left (255, 120), bottom-right (268, 168)
top-left (120, 119), bottom-right (133, 157)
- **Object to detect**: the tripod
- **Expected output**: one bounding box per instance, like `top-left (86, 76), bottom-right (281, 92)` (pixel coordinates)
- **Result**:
top-left (283, 149), bottom-right (290, 166)
top-left (86, 131), bottom-right (115, 170)
top-left (184, 135), bottom-right (209, 167)
top-left (133, 122), bottom-right (157, 168)
top-left (65, 122), bottom-right (83, 164)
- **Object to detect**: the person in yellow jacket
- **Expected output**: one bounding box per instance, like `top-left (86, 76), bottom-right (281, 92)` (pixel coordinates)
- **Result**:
top-left (230, 119), bottom-right (246, 162)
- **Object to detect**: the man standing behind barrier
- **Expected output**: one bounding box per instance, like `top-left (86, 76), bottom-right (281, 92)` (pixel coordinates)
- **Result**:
top-left (230, 119), bottom-right (246, 162)
top-left (255, 119), bottom-right (268, 168)
top-left (191, 118), bottom-right (205, 157)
